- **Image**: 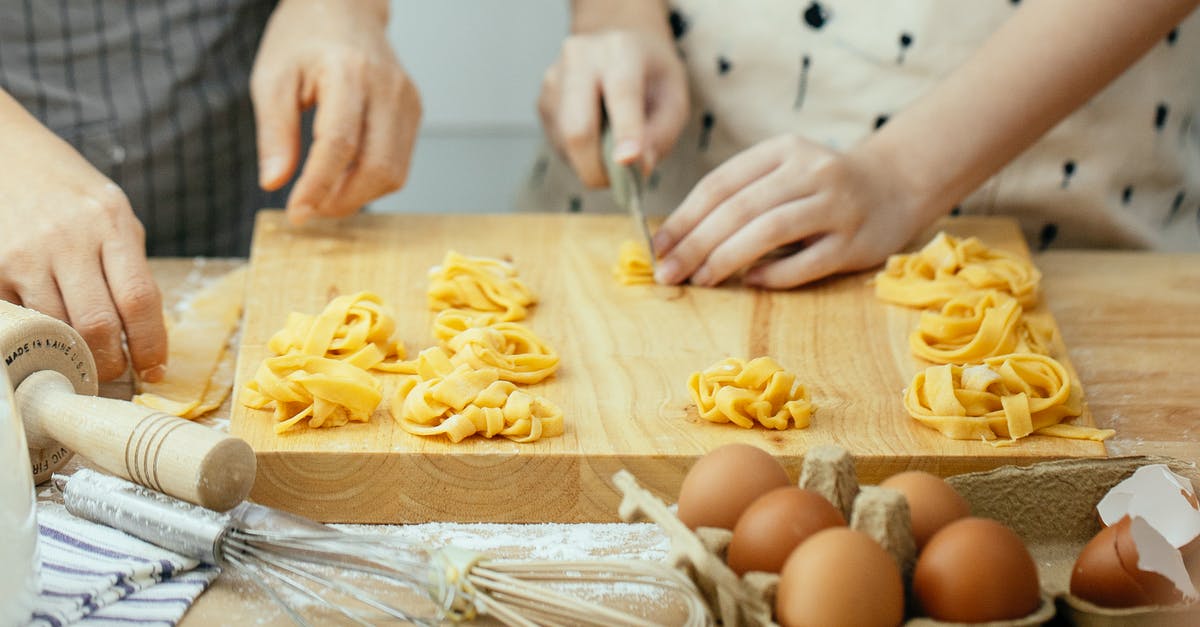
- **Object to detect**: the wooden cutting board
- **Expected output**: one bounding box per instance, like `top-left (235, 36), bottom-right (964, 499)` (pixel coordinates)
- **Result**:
top-left (231, 210), bottom-right (1105, 523)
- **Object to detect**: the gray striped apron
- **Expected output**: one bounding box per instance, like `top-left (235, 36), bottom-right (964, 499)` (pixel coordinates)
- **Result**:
top-left (0, 0), bottom-right (297, 257)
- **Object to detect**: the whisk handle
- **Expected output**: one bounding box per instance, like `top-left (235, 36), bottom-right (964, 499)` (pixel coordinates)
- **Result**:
top-left (61, 468), bottom-right (230, 564)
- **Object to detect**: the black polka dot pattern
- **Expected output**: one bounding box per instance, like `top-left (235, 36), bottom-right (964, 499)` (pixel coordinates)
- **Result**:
top-left (1155, 103), bottom-right (1169, 131)
top-left (1038, 223), bottom-right (1059, 250)
top-left (699, 111), bottom-right (715, 150)
top-left (1167, 190), bottom-right (1186, 224)
top-left (897, 32), bottom-right (914, 64)
top-left (802, 2), bottom-right (829, 29)
top-left (717, 56), bottom-right (732, 75)
top-left (669, 10), bottom-right (688, 40)
top-left (794, 55), bottom-right (811, 110)
top-left (1122, 185), bottom-right (1134, 205)
top-left (874, 114), bottom-right (889, 130)
top-left (568, 195), bottom-right (582, 213)
top-left (1061, 160), bottom-right (1077, 188)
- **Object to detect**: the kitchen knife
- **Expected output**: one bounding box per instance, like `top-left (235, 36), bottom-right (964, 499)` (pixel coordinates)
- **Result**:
top-left (603, 128), bottom-right (657, 271)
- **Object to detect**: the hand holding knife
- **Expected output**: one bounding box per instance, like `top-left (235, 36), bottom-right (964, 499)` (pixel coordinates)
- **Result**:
top-left (602, 127), bottom-right (657, 274)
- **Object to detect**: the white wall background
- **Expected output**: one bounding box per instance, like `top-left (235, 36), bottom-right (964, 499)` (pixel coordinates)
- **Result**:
top-left (376, 1), bottom-right (569, 213)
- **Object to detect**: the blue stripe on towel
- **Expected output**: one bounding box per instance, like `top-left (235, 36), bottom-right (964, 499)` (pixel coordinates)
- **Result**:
top-left (30, 503), bottom-right (218, 627)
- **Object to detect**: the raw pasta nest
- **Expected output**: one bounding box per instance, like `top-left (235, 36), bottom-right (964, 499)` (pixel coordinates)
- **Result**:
top-left (613, 239), bottom-right (655, 285)
top-left (688, 357), bottom-right (812, 430)
top-left (430, 309), bottom-right (559, 385)
top-left (903, 352), bottom-right (1111, 443)
top-left (242, 354), bottom-right (382, 433)
top-left (390, 347), bottom-right (564, 443)
top-left (909, 290), bottom-right (1052, 364)
top-left (875, 232), bottom-right (1041, 309)
top-left (242, 291), bottom-right (406, 433)
top-left (266, 291), bottom-right (409, 372)
top-left (427, 250), bottom-right (536, 321)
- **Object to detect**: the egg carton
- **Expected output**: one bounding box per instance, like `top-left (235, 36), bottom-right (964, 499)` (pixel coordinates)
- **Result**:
top-left (613, 445), bottom-right (1056, 626)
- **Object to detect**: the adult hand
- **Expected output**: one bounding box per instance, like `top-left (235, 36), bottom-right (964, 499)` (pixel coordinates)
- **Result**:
top-left (0, 93), bottom-right (166, 382)
top-left (652, 134), bottom-right (931, 289)
top-left (538, 27), bottom-right (689, 187)
top-left (251, 0), bottom-right (421, 226)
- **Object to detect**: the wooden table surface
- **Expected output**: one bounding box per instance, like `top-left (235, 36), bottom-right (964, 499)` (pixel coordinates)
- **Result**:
top-left (43, 249), bottom-right (1200, 625)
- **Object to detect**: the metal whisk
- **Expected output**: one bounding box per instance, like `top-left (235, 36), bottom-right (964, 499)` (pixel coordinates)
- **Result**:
top-left (59, 469), bottom-right (710, 626)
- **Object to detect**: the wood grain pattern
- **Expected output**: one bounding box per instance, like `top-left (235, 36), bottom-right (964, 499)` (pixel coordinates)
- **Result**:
top-left (231, 211), bottom-right (1105, 523)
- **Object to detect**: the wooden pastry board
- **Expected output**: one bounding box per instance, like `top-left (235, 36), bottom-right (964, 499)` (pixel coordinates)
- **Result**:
top-left (231, 211), bottom-right (1106, 523)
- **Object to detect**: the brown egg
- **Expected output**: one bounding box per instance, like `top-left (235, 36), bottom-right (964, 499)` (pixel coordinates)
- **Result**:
top-left (880, 470), bottom-right (971, 550)
top-left (913, 517), bottom-right (1041, 622)
top-left (776, 527), bottom-right (904, 627)
top-left (727, 487), bottom-right (845, 575)
top-left (676, 444), bottom-right (790, 531)
top-left (1071, 515), bottom-right (1185, 607)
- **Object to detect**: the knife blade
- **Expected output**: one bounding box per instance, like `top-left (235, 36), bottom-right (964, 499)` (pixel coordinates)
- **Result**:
top-left (603, 128), bottom-right (657, 271)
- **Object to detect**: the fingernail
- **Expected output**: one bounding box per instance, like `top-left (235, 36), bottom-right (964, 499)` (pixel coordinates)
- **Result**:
top-left (289, 204), bottom-right (315, 226)
top-left (613, 139), bottom-right (641, 164)
top-left (652, 232), bottom-right (671, 253)
top-left (692, 267), bottom-right (712, 287)
top-left (139, 364), bottom-right (166, 384)
top-left (655, 258), bottom-right (680, 285)
top-left (259, 156), bottom-right (285, 187)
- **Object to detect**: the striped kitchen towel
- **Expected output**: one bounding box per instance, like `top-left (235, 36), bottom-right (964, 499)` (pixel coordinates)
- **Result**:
top-left (28, 503), bottom-right (219, 627)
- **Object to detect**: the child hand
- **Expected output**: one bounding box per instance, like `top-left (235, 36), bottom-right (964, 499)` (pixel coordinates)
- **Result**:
top-left (538, 28), bottom-right (689, 186)
top-left (652, 134), bottom-right (932, 289)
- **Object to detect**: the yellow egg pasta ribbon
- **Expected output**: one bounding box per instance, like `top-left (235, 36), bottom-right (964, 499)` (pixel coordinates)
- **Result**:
top-left (614, 239), bottom-right (655, 285)
top-left (903, 352), bottom-right (1113, 443)
top-left (266, 291), bottom-right (411, 373)
top-left (242, 291), bottom-right (410, 433)
top-left (427, 251), bottom-right (536, 321)
top-left (133, 266), bottom-right (246, 419)
top-left (875, 232), bottom-right (1041, 309)
top-left (425, 309), bottom-right (559, 384)
top-left (688, 357), bottom-right (812, 430)
top-left (389, 347), bottom-right (563, 443)
top-left (242, 354), bottom-right (383, 434)
top-left (910, 290), bottom-right (1053, 364)
top-left (431, 308), bottom-right (502, 340)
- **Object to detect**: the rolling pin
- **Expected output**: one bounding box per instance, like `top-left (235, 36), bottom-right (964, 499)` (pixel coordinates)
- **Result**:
top-left (0, 299), bottom-right (255, 511)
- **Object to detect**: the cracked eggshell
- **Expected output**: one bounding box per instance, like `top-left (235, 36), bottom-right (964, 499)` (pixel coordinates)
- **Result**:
top-left (1097, 465), bottom-right (1200, 551)
top-left (1072, 514), bottom-right (1196, 608)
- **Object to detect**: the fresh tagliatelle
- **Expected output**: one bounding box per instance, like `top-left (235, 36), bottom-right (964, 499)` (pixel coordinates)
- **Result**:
top-left (688, 357), bottom-right (812, 430)
top-left (242, 354), bottom-right (382, 433)
top-left (614, 239), bottom-right (655, 285)
top-left (875, 232), bottom-right (1041, 309)
top-left (903, 352), bottom-right (1114, 444)
top-left (242, 291), bottom-right (409, 433)
top-left (428, 309), bottom-right (558, 385)
top-left (266, 291), bottom-right (410, 373)
top-left (427, 251), bottom-right (536, 321)
top-left (910, 290), bottom-right (1052, 365)
top-left (389, 347), bottom-right (564, 443)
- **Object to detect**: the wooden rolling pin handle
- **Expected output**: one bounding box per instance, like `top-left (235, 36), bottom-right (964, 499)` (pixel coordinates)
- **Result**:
top-left (16, 369), bottom-right (256, 512)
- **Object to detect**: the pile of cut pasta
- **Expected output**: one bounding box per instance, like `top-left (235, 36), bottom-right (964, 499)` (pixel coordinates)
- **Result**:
top-left (242, 251), bottom-right (562, 443)
top-left (876, 232), bottom-right (1113, 445)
